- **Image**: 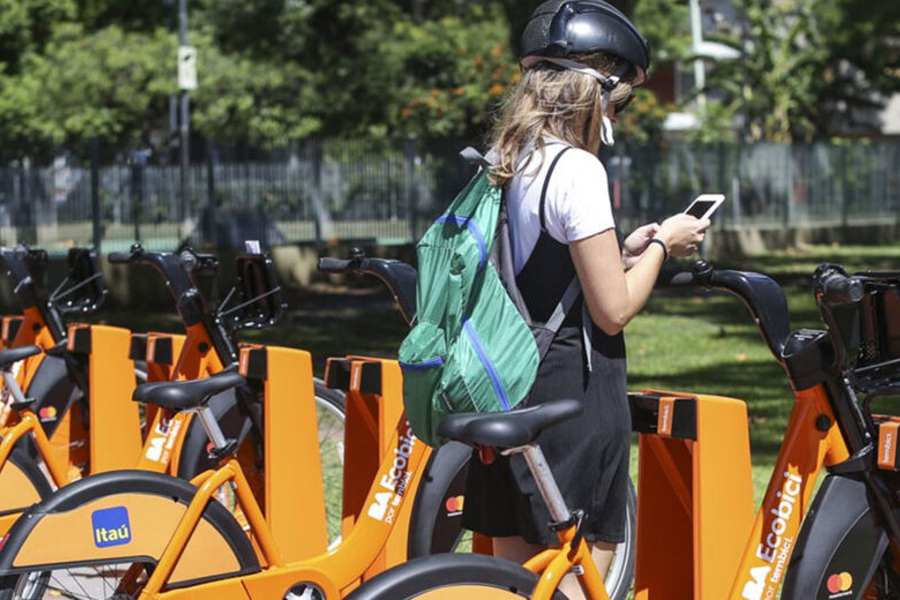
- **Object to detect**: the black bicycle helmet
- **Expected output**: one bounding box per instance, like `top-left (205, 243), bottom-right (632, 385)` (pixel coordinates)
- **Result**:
top-left (520, 0), bottom-right (651, 84)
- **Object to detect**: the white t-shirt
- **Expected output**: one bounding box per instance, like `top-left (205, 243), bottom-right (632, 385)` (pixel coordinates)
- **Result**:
top-left (507, 143), bottom-right (616, 274)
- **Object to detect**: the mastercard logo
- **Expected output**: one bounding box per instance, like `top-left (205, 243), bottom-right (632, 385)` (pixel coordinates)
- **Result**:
top-left (826, 572), bottom-right (853, 594)
top-left (39, 406), bottom-right (58, 420)
top-left (445, 496), bottom-right (465, 514)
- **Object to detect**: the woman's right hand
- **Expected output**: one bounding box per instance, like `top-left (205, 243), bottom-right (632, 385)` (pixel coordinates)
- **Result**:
top-left (656, 213), bottom-right (711, 258)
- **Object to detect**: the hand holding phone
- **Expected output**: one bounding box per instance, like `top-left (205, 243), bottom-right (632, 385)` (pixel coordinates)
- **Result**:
top-left (683, 194), bottom-right (725, 220)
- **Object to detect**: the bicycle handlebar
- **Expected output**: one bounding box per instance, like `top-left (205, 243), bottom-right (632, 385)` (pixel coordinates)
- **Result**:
top-left (318, 250), bottom-right (418, 327)
top-left (178, 250), bottom-right (219, 275)
top-left (817, 267), bottom-right (866, 305)
top-left (667, 261), bottom-right (792, 361)
top-left (108, 245), bottom-right (217, 285)
top-left (107, 252), bottom-right (133, 264)
top-left (318, 257), bottom-right (354, 273)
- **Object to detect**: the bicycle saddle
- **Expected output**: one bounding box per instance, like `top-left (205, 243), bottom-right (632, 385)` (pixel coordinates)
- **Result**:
top-left (133, 371), bottom-right (245, 410)
top-left (0, 345), bottom-right (41, 370)
top-left (437, 399), bottom-right (583, 449)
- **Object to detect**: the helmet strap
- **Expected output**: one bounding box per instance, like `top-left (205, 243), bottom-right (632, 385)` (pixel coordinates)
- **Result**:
top-left (520, 56), bottom-right (620, 91)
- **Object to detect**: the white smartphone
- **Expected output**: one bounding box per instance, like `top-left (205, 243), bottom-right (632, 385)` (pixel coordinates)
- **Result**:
top-left (683, 194), bottom-right (725, 220)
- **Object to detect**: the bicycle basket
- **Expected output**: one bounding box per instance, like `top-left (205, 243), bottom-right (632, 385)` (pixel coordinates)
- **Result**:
top-left (218, 253), bottom-right (284, 331)
top-left (831, 272), bottom-right (900, 386)
top-left (53, 248), bottom-right (107, 315)
top-left (857, 279), bottom-right (900, 371)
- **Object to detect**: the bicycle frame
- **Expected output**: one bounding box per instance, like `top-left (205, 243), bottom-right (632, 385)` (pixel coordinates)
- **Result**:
top-left (0, 266), bottom-right (235, 539)
top-left (0, 307), bottom-right (56, 429)
top-left (136, 324), bottom-right (225, 475)
top-left (524, 534), bottom-right (609, 600)
top-left (519, 448), bottom-right (611, 600)
top-left (629, 383), bottom-right (851, 600)
top-left (35, 355), bottom-right (432, 600)
top-left (728, 384), bottom-right (849, 600)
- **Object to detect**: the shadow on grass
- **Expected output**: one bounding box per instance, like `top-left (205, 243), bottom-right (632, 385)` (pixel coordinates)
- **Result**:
top-left (85, 245), bottom-right (898, 471)
top-left (86, 286), bottom-right (410, 376)
top-left (630, 356), bottom-right (793, 468)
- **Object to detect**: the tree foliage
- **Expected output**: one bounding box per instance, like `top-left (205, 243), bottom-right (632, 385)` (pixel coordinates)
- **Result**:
top-left (0, 0), bottom-right (896, 159)
top-left (702, 0), bottom-right (900, 142)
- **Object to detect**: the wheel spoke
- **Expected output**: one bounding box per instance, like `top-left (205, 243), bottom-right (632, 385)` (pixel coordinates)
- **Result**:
top-left (14, 563), bottom-right (147, 600)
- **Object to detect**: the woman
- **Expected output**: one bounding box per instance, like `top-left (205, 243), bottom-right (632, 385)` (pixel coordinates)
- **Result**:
top-left (461, 2), bottom-right (710, 598)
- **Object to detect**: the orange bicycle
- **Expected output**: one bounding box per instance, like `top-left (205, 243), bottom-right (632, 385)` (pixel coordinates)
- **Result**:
top-left (345, 259), bottom-right (900, 600)
top-left (0, 246), bottom-right (137, 523)
top-left (0, 244), bottom-right (345, 540)
top-left (0, 254), bottom-right (517, 599)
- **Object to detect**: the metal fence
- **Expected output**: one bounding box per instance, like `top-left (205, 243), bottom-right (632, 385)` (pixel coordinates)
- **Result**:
top-left (0, 138), bottom-right (897, 254)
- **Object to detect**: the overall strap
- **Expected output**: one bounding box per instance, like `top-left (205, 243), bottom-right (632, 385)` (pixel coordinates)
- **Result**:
top-left (539, 146), bottom-right (572, 234)
top-left (531, 145), bottom-right (593, 372)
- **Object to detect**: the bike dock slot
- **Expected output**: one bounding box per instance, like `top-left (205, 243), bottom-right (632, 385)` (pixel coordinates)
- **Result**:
top-left (0, 316), bottom-right (23, 349)
top-left (239, 344), bottom-right (329, 563)
top-left (630, 390), bottom-right (755, 600)
top-left (67, 323), bottom-right (143, 472)
top-left (132, 332), bottom-right (187, 429)
top-left (325, 356), bottom-right (423, 571)
top-left (143, 331), bottom-right (186, 381)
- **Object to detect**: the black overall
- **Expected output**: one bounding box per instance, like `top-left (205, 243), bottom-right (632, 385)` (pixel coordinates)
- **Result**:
top-left (462, 149), bottom-right (632, 546)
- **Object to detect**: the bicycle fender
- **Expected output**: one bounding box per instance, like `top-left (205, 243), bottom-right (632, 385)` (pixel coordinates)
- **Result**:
top-left (0, 470), bottom-right (259, 586)
top-left (781, 474), bottom-right (888, 600)
top-left (407, 440), bottom-right (472, 557)
top-left (24, 354), bottom-right (80, 440)
top-left (0, 444), bottom-right (53, 533)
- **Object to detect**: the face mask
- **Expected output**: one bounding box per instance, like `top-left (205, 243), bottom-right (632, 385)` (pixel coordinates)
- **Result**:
top-left (600, 90), bottom-right (615, 147)
top-left (601, 115), bottom-right (615, 147)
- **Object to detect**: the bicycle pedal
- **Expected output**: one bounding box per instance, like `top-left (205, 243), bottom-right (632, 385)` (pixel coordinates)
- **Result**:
top-left (284, 583), bottom-right (326, 600)
top-left (9, 399), bottom-right (34, 411)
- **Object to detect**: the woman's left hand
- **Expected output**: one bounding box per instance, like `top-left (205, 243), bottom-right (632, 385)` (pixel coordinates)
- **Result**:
top-left (622, 223), bottom-right (660, 269)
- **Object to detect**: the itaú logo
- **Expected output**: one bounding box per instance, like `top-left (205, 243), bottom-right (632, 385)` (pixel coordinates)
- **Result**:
top-left (91, 506), bottom-right (132, 548)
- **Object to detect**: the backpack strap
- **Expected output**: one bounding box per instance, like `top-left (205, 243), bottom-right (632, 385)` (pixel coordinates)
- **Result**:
top-left (459, 147), bottom-right (492, 169)
top-left (492, 142), bottom-right (594, 373)
top-left (582, 301), bottom-right (593, 372)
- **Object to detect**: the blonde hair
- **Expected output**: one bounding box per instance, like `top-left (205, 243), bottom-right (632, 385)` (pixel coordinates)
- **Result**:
top-left (488, 52), bottom-right (634, 186)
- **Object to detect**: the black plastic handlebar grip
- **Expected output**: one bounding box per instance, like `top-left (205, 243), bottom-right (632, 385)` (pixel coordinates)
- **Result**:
top-left (318, 257), bottom-right (353, 273)
top-left (107, 252), bottom-right (133, 264)
top-left (820, 271), bottom-right (865, 304)
top-left (668, 271), bottom-right (695, 286)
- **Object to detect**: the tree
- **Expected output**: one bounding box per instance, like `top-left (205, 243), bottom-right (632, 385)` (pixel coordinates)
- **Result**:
top-left (701, 0), bottom-right (900, 142)
top-left (0, 24), bottom-right (176, 160)
top-left (0, 0), bottom-right (76, 75)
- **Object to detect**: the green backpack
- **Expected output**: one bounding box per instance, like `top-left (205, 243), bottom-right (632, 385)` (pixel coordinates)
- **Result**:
top-left (398, 146), bottom-right (582, 447)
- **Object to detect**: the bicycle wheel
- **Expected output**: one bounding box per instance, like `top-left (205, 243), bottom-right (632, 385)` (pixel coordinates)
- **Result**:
top-left (603, 480), bottom-right (636, 600)
top-left (863, 554), bottom-right (900, 599)
top-left (314, 379), bottom-right (346, 547)
top-left (0, 561), bottom-right (153, 600)
top-left (0, 471), bottom-right (259, 600)
top-left (176, 378), bottom-right (346, 545)
top-left (0, 444), bottom-right (53, 518)
top-left (407, 449), bottom-right (636, 600)
top-left (346, 554), bottom-right (568, 600)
